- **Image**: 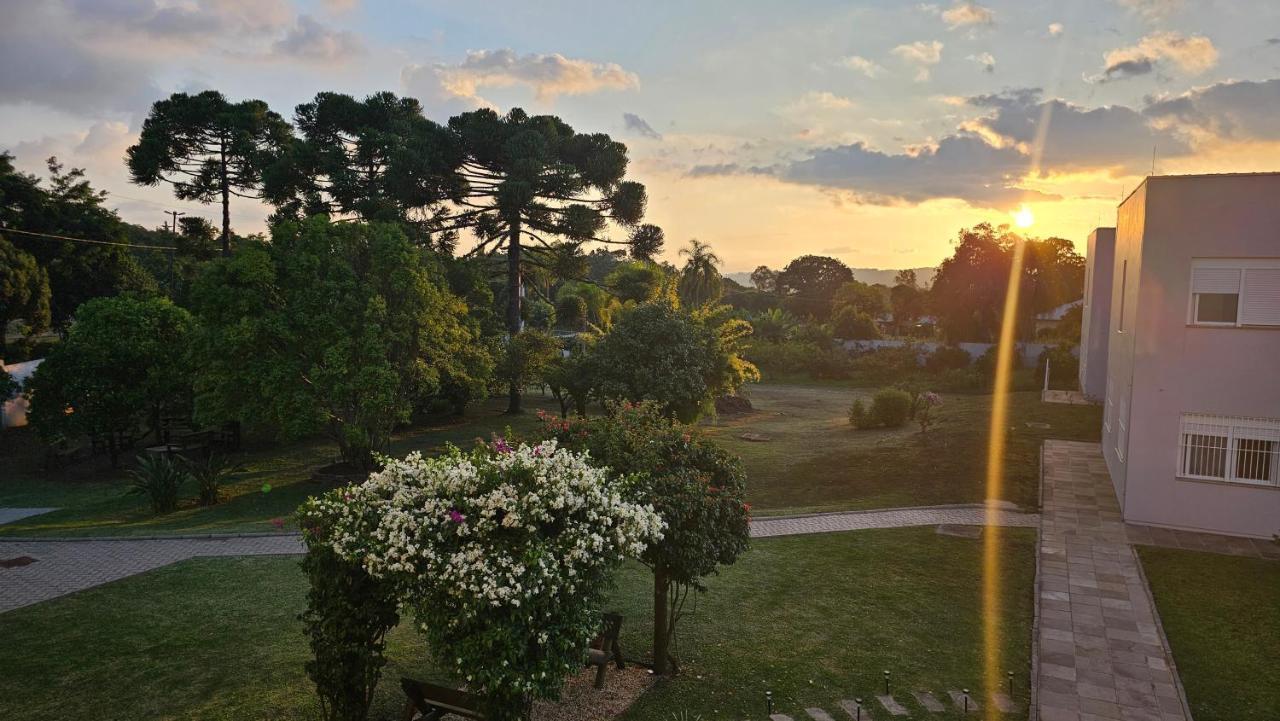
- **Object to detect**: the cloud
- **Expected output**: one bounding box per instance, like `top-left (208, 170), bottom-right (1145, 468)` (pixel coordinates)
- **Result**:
top-left (427, 49), bottom-right (639, 104)
top-left (787, 91), bottom-right (856, 112)
top-left (1048, 23), bottom-right (1064, 37)
top-left (1116, 0), bottom-right (1181, 22)
top-left (942, 2), bottom-right (995, 29)
top-left (1144, 78), bottom-right (1280, 141)
top-left (623, 113), bottom-right (662, 140)
top-left (839, 55), bottom-right (885, 78)
top-left (272, 15), bottom-right (364, 61)
top-left (964, 88), bottom-right (1190, 173)
top-left (892, 41), bottom-right (943, 82)
top-left (1095, 32), bottom-right (1218, 83)
top-left (968, 52), bottom-right (996, 73)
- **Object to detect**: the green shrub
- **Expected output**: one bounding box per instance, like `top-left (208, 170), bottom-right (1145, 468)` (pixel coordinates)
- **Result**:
top-left (184, 454), bottom-right (244, 506)
top-left (848, 398), bottom-right (873, 429)
top-left (127, 454), bottom-right (190, 514)
top-left (1037, 344), bottom-right (1079, 390)
top-left (846, 345), bottom-right (919, 386)
top-left (832, 306), bottom-right (881, 340)
top-left (925, 344), bottom-right (970, 372)
top-left (871, 388), bottom-right (912, 428)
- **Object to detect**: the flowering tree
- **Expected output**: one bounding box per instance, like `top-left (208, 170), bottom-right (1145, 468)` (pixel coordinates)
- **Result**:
top-left (917, 391), bottom-right (943, 433)
top-left (540, 402), bottom-right (751, 675)
top-left (298, 441), bottom-right (663, 721)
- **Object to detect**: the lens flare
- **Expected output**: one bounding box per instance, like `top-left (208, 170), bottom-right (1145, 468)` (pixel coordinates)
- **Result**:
top-left (1013, 204), bottom-right (1034, 229)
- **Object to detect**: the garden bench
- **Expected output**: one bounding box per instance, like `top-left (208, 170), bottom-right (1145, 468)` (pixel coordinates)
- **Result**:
top-left (400, 678), bottom-right (485, 721)
top-left (586, 611), bottom-right (625, 689)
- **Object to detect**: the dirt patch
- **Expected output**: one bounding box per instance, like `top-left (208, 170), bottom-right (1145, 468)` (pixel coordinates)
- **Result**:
top-left (738, 432), bottom-right (771, 442)
top-left (715, 394), bottom-right (754, 415)
top-left (531, 666), bottom-right (654, 721)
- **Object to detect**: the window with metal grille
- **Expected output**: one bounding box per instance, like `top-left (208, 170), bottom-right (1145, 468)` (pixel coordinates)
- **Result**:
top-left (1189, 259), bottom-right (1280, 327)
top-left (1178, 414), bottom-right (1280, 486)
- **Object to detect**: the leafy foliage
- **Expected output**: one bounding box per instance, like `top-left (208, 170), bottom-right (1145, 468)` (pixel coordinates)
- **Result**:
top-left (870, 388), bottom-right (912, 428)
top-left (0, 234), bottom-right (50, 357)
top-left (497, 329), bottom-right (561, 401)
top-left (297, 499), bottom-right (401, 721)
top-left (188, 217), bottom-right (485, 468)
top-left (127, 454), bottom-right (191, 514)
top-left (129, 91), bottom-right (293, 255)
top-left (592, 300), bottom-right (758, 422)
top-left (303, 443), bottom-right (662, 719)
top-left (184, 454), bottom-right (244, 506)
top-left (831, 306), bottom-right (881, 340)
top-left (27, 296), bottom-right (194, 466)
top-left (540, 402), bottom-right (751, 674)
top-left (677, 239), bottom-right (723, 308)
top-left (777, 255), bottom-right (854, 319)
top-left (605, 260), bottom-right (665, 304)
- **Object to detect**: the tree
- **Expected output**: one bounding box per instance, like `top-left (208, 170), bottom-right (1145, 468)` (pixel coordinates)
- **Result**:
top-left (442, 108), bottom-right (652, 413)
top-left (1, 155), bottom-right (155, 328)
top-left (264, 92), bottom-right (463, 243)
top-left (930, 223), bottom-right (1084, 342)
top-left (894, 268), bottom-right (918, 288)
top-left (605, 260), bottom-right (665, 304)
top-left (188, 217), bottom-right (485, 469)
top-left (832, 306), bottom-right (881, 340)
top-left (496, 328), bottom-right (560, 400)
top-left (542, 333), bottom-right (598, 418)
top-left (750, 265), bottom-right (778, 293)
top-left (832, 279), bottom-right (888, 318)
top-left (749, 307), bottom-right (795, 343)
top-left (889, 281), bottom-right (927, 335)
top-left (776, 254), bottom-right (854, 319)
top-left (0, 235), bottom-right (50, 359)
top-left (128, 90), bottom-right (293, 256)
top-left (677, 239), bottom-right (724, 308)
top-left (556, 282), bottom-right (620, 330)
top-left (26, 296), bottom-right (194, 466)
top-left (592, 300), bottom-right (758, 422)
top-left (540, 402), bottom-right (750, 676)
top-left (555, 293), bottom-right (588, 330)
top-left (629, 223), bottom-right (665, 261)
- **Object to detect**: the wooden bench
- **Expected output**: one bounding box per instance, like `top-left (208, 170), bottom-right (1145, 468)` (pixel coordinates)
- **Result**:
top-left (401, 678), bottom-right (484, 721)
top-left (587, 611), bottom-right (625, 689)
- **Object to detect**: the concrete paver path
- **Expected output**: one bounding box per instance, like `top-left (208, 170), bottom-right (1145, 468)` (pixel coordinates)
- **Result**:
top-left (0, 501), bottom-right (1039, 615)
top-left (0, 534), bottom-right (303, 614)
top-left (1037, 440), bottom-right (1191, 721)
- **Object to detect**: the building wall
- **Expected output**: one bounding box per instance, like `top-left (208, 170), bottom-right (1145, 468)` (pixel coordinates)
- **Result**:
top-left (1109, 175), bottom-right (1280, 538)
top-left (1102, 186), bottom-right (1144, 504)
top-left (1079, 228), bottom-right (1115, 400)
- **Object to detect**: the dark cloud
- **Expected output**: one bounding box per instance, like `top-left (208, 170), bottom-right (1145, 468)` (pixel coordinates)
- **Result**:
top-left (687, 163), bottom-right (748, 177)
top-left (966, 89), bottom-right (1190, 173)
top-left (272, 15), bottom-right (365, 61)
top-left (622, 113), bottom-right (662, 140)
top-left (1144, 78), bottom-right (1280, 140)
top-left (1100, 58), bottom-right (1155, 81)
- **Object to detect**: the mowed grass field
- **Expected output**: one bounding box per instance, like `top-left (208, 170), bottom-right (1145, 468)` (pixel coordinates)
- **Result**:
top-left (702, 384), bottom-right (1102, 514)
top-left (0, 526), bottom-right (1038, 721)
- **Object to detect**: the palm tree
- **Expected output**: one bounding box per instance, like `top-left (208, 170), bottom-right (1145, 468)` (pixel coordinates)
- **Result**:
top-left (677, 239), bottom-right (724, 307)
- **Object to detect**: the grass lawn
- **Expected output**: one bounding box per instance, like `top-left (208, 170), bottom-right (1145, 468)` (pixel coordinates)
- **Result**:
top-left (1136, 546), bottom-right (1280, 721)
top-left (703, 384), bottom-right (1102, 514)
top-left (0, 394), bottom-right (558, 538)
top-left (0, 526), bottom-right (1036, 720)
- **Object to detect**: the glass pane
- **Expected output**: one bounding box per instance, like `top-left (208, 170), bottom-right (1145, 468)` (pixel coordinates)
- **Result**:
top-left (1195, 293), bottom-right (1239, 323)
top-left (1235, 438), bottom-right (1276, 482)
top-left (1183, 433), bottom-right (1227, 477)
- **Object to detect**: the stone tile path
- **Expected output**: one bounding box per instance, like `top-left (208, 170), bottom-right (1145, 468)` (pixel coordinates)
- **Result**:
top-left (1041, 390), bottom-right (1096, 406)
top-left (1126, 522), bottom-right (1280, 560)
top-left (1037, 440), bottom-right (1191, 721)
top-left (0, 534), bottom-right (303, 613)
top-left (0, 507), bottom-right (57, 525)
top-left (750, 502), bottom-right (1038, 538)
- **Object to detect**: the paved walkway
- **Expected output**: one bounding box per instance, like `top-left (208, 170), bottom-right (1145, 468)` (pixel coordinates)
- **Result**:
top-left (750, 502), bottom-right (1038, 538)
top-left (1126, 522), bottom-right (1280, 560)
top-left (0, 501), bottom-right (1039, 615)
top-left (0, 534), bottom-right (303, 614)
top-left (0, 507), bottom-right (57, 525)
top-left (1037, 440), bottom-right (1191, 721)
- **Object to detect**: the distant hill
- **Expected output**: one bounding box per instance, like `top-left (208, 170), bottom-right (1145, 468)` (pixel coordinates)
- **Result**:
top-left (726, 266), bottom-right (937, 289)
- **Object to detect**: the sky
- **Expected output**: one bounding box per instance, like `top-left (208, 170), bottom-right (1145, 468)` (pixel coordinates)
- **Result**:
top-left (3, 0), bottom-right (1280, 272)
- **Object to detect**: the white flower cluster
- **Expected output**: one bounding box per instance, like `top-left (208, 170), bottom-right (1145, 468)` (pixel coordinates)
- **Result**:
top-left (321, 440), bottom-right (664, 614)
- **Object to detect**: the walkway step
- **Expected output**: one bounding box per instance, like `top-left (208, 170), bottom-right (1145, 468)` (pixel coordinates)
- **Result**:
top-left (912, 690), bottom-right (945, 712)
top-left (947, 690), bottom-right (978, 711)
top-left (876, 694), bottom-right (909, 716)
top-left (769, 715), bottom-right (793, 721)
top-left (991, 692), bottom-right (1016, 713)
top-left (805, 708), bottom-right (835, 721)
top-left (837, 699), bottom-right (864, 719)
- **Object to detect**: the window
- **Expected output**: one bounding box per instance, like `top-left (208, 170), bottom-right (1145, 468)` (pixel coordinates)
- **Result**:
top-left (1190, 259), bottom-right (1280, 327)
top-left (1178, 414), bottom-right (1280, 486)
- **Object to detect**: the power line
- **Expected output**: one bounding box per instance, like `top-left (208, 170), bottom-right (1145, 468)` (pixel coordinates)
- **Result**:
top-left (0, 225), bottom-right (175, 251)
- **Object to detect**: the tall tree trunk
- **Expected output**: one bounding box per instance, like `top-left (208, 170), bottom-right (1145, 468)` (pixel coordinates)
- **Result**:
top-left (653, 562), bottom-right (671, 675)
top-left (505, 217), bottom-right (523, 414)
top-left (219, 139), bottom-right (231, 258)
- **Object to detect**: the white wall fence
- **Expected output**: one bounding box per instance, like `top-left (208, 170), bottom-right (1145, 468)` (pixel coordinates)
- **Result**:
top-left (838, 338), bottom-right (1078, 363)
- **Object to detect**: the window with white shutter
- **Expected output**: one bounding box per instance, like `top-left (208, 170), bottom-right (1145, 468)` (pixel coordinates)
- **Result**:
top-left (1189, 259), bottom-right (1280, 327)
top-left (1178, 414), bottom-right (1280, 486)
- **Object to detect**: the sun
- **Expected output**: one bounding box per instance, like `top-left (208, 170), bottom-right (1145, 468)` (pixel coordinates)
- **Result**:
top-left (1012, 204), bottom-right (1035, 229)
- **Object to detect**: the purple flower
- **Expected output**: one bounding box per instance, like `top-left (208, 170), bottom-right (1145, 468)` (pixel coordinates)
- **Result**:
top-left (449, 509), bottom-right (466, 524)
top-left (491, 436), bottom-right (513, 454)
